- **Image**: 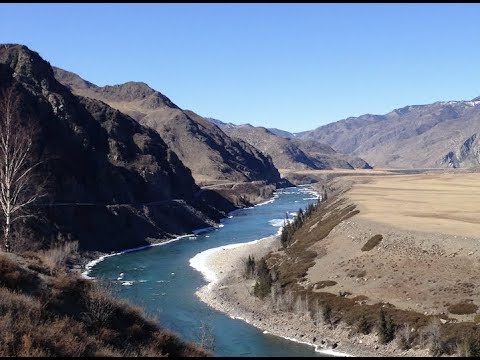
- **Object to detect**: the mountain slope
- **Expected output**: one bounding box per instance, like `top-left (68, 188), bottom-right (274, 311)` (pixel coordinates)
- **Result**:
top-left (0, 44), bottom-right (230, 252)
top-left (222, 126), bottom-right (371, 171)
top-left (54, 67), bottom-right (283, 186)
top-left (299, 100), bottom-right (480, 168)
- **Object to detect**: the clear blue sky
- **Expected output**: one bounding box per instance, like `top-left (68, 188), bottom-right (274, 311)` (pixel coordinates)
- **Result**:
top-left (1, 3), bottom-right (480, 132)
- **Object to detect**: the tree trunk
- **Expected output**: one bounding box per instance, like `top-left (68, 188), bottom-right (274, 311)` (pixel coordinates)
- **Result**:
top-left (4, 212), bottom-right (10, 252)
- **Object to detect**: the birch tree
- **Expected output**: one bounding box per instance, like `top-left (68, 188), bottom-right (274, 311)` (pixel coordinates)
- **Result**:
top-left (0, 87), bottom-right (45, 252)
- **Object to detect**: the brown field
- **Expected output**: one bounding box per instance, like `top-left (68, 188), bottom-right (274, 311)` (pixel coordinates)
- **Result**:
top-left (278, 168), bottom-right (395, 176)
top-left (347, 173), bottom-right (480, 237)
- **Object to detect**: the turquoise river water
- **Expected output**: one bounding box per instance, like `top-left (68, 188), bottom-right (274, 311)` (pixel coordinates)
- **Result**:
top-left (87, 186), bottom-right (328, 356)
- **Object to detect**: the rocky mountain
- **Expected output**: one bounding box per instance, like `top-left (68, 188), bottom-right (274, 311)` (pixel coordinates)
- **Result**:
top-left (267, 127), bottom-right (296, 139)
top-left (0, 44), bottom-right (232, 252)
top-left (53, 68), bottom-right (283, 187)
top-left (222, 126), bottom-right (371, 171)
top-left (204, 118), bottom-right (296, 139)
top-left (204, 117), bottom-right (245, 129)
top-left (298, 100), bottom-right (480, 169)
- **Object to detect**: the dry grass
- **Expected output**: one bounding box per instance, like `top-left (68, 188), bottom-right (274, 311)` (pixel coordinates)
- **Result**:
top-left (37, 241), bottom-right (79, 274)
top-left (0, 253), bottom-right (208, 357)
top-left (347, 173), bottom-right (480, 237)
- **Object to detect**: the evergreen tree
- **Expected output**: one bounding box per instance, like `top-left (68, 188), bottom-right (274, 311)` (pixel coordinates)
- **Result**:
top-left (253, 258), bottom-right (272, 299)
top-left (244, 255), bottom-right (255, 278)
top-left (322, 302), bottom-right (332, 325)
top-left (377, 308), bottom-right (395, 344)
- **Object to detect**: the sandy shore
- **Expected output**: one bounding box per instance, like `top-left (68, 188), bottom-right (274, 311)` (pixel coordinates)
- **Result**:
top-left (190, 233), bottom-right (429, 357)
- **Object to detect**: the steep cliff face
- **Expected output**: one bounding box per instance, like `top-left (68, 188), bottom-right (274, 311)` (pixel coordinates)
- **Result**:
top-left (0, 44), bottom-right (231, 252)
top-left (54, 67), bottom-right (284, 187)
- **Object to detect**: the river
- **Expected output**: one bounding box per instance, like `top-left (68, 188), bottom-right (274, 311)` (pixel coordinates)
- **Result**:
top-left (86, 186), bottom-right (326, 356)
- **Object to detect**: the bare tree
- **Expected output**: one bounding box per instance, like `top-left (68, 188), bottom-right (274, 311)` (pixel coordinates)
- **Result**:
top-left (0, 87), bottom-right (45, 252)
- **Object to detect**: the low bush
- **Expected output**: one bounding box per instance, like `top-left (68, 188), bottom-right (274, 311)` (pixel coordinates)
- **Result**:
top-left (361, 234), bottom-right (383, 251)
top-left (447, 302), bottom-right (478, 315)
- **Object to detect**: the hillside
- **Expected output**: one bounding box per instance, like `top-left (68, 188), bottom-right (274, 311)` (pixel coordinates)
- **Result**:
top-left (0, 44), bottom-right (231, 253)
top-left (0, 251), bottom-right (207, 356)
top-left (222, 125), bottom-right (371, 171)
top-left (53, 67), bottom-right (283, 187)
top-left (298, 100), bottom-right (480, 169)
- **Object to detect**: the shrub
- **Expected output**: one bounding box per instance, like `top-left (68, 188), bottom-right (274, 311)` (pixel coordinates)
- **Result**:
top-left (458, 335), bottom-right (480, 357)
top-left (447, 302), bottom-right (478, 315)
top-left (356, 315), bottom-right (372, 335)
top-left (82, 283), bottom-right (115, 327)
top-left (361, 235), bottom-right (383, 251)
top-left (423, 318), bottom-right (447, 356)
top-left (39, 241), bottom-right (79, 274)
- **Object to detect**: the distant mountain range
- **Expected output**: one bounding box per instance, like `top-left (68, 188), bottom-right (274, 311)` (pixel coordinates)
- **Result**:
top-left (200, 118), bottom-right (370, 171)
top-left (297, 100), bottom-right (480, 168)
top-left (221, 126), bottom-right (371, 171)
top-left (205, 97), bottom-right (480, 170)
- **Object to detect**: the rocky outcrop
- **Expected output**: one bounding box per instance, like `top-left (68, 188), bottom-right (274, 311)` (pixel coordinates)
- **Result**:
top-left (441, 133), bottom-right (480, 168)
